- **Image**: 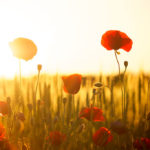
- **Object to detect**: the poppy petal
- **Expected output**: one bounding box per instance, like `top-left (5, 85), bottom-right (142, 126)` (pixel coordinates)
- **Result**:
top-left (101, 30), bottom-right (133, 52)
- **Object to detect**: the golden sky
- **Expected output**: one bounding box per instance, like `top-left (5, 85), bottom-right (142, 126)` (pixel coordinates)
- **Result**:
top-left (0, 0), bottom-right (150, 77)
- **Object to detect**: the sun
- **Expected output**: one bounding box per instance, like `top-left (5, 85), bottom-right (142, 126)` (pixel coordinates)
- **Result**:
top-left (0, 36), bottom-right (18, 78)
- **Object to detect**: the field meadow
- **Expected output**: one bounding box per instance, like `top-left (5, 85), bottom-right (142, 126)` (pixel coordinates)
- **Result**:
top-left (0, 71), bottom-right (150, 150)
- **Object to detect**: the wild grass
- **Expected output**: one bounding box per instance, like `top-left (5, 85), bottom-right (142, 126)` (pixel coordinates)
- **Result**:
top-left (0, 72), bottom-right (150, 150)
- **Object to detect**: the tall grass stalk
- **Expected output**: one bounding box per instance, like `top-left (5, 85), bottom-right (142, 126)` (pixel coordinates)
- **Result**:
top-left (19, 59), bottom-right (22, 91)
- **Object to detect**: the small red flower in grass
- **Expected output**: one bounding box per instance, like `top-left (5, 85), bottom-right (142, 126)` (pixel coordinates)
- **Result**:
top-left (62, 74), bottom-right (82, 94)
top-left (93, 127), bottom-right (113, 147)
top-left (101, 30), bottom-right (133, 52)
top-left (133, 138), bottom-right (150, 150)
top-left (0, 101), bottom-right (9, 116)
top-left (0, 123), bottom-right (5, 141)
top-left (111, 119), bottom-right (128, 135)
top-left (79, 107), bottom-right (105, 122)
top-left (47, 131), bottom-right (66, 146)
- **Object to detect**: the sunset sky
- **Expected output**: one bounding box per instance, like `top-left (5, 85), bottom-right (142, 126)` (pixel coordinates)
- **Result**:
top-left (0, 0), bottom-right (150, 77)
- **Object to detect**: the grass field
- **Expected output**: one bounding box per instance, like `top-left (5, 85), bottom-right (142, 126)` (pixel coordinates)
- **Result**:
top-left (0, 72), bottom-right (150, 150)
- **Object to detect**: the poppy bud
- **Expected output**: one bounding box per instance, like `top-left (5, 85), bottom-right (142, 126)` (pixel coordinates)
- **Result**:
top-left (37, 64), bottom-right (42, 72)
top-left (94, 82), bottom-right (103, 88)
top-left (124, 61), bottom-right (128, 68)
top-left (62, 98), bottom-right (67, 105)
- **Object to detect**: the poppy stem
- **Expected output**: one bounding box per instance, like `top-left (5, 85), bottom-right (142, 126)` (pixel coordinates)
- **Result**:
top-left (72, 95), bottom-right (75, 117)
top-left (35, 71), bottom-right (40, 98)
top-left (147, 79), bottom-right (150, 114)
top-left (34, 70), bottom-right (40, 114)
top-left (19, 59), bottom-right (21, 90)
top-left (114, 50), bottom-right (124, 119)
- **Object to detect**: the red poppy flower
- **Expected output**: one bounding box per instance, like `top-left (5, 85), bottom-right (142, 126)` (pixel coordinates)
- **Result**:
top-left (0, 101), bottom-right (9, 116)
top-left (9, 37), bottom-right (37, 61)
top-left (79, 107), bottom-right (105, 122)
top-left (111, 119), bottom-right (128, 135)
top-left (62, 74), bottom-right (82, 94)
top-left (101, 30), bottom-right (133, 52)
top-left (133, 138), bottom-right (150, 150)
top-left (93, 127), bottom-right (113, 146)
top-left (0, 123), bottom-right (5, 141)
top-left (47, 131), bottom-right (66, 146)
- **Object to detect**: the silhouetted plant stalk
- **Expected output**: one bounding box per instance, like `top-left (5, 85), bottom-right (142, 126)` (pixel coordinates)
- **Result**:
top-left (147, 79), bottom-right (150, 114)
top-left (63, 97), bottom-right (67, 124)
top-left (19, 59), bottom-right (22, 90)
top-left (33, 64), bottom-right (42, 114)
top-left (114, 50), bottom-right (124, 118)
top-left (123, 61), bottom-right (128, 118)
top-left (72, 95), bottom-right (75, 117)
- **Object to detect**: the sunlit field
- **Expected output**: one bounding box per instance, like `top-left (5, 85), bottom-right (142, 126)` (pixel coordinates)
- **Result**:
top-left (0, 30), bottom-right (150, 150)
top-left (1, 1), bottom-right (150, 149)
top-left (0, 71), bottom-right (149, 150)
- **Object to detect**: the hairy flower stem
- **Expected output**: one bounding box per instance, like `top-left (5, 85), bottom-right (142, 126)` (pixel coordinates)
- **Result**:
top-left (114, 50), bottom-right (124, 119)
top-left (34, 70), bottom-right (40, 114)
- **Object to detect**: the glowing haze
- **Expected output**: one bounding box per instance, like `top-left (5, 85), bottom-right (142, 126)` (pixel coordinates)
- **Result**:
top-left (0, 0), bottom-right (150, 77)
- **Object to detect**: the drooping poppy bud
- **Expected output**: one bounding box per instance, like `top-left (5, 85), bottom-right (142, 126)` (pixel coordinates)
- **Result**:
top-left (37, 64), bottom-right (42, 72)
top-left (124, 61), bottom-right (128, 68)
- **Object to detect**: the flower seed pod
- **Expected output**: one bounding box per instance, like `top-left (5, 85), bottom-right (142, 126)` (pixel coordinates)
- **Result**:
top-left (124, 61), bottom-right (128, 68)
top-left (94, 82), bottom-right (103, 88)
top-left (37, 64), bottom-right (42, 72)
top-left (63, 98), bottom-right (67, 105)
